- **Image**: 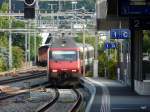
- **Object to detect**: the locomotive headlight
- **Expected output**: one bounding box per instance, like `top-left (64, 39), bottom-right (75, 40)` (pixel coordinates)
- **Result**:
top-left (72, 70), bottom-right (77, 72)
top-left (52, 69), bottom-right (58, 73)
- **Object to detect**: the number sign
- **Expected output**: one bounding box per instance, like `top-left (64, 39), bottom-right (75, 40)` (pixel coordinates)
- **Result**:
top-left (105, 42), bottom-right (117, 49)
top-left (110, 29), bottom-right (131, 39)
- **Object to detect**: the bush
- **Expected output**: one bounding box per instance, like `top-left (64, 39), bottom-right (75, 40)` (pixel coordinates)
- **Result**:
top-left (98, 52), bottom-right (117, 79)
top-left (0, 56), bottom-right (7, 72)
top-left (12, 46), bottom-right (24, 68)
top-left (108, 60), bottom-right (117, 79)
top-left (85, 71), bottom-right (93, 77)
top-left (98, 53), bottom-right (107, 77)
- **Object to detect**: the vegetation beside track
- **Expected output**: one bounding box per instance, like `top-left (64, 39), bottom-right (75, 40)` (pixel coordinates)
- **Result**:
top-left (0, 2), bottom-right (42, 72)
top-left (74, 32), bottom-right (117, 79)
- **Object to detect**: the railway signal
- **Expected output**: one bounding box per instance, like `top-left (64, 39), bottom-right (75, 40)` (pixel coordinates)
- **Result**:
top-left (24, 0), bottom-right (35, 19)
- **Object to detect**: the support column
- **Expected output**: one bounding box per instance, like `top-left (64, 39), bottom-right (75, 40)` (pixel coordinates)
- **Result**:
top-left (131, 28), bottom-right (143, 92)
top-left (28, 20), bottom-right (31, 67)
top-left (83, 24), bottom-right (86, 77)
top-left (34, 30), bottom-right (37, 65)
top-left (9, 0), bottom-right (12, 70)
top-left (93, 32), bottom-right (99, 78)
top-left (131, 30), bottom-right (143, 81)
top-left (9, 30), bottom-right (12, 70)
top-left (25, 24), bottom-right (28, 68)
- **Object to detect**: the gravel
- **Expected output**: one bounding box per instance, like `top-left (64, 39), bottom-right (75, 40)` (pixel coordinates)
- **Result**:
top-left (0, 89), bottom-right (55, 112)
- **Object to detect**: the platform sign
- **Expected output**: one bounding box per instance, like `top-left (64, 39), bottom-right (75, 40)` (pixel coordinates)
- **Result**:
top-left (130, 18), bottom-right (150, 29)
top-left (110, 29), bottom-right (131, 39)
top-left (105, 42), bottom-right (117, 49)
top-left (119, 0), bottom-right (150, 16)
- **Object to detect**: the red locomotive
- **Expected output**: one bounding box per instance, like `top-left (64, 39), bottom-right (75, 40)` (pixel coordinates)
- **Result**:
top-left (47, 37), bottom-right (94, 81)
top-left (37, 36), bottom-right (94, 84)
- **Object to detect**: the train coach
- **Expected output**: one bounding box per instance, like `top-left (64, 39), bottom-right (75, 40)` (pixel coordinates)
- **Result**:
top-left (37, 45), bottom-right (49, 66)
top-left (47, 37), bottom-right (94, 82)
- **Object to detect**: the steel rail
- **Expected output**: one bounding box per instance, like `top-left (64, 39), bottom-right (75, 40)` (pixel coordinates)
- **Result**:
top-left (0, 82), bottom-right (49, 101)
top-left (0, 91), bottom-right (28, 101)
top-left (36, 89), bottom-right (59, 112)
top-left (0, 72), bottom-right (46, 85)
top-left (68, 89), bottom-right (82, 112)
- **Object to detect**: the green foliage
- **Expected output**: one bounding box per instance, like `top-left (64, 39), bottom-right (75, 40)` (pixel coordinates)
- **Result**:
top-left (0, 1), bottom-right (9, 28)
top-left (0, 56), bottom-right (7, 72)
top-left (30, 35), bottom-right (42, 60)
top-left (0, 1), bottom-right (43, 72)
top-left (0, 17), bottom-right (9, 28)
top-left (108, 59), bottom-right (117, 79)
top-left (12, 34), bottom-right (25, 49)
top-left (85, 71), bottom-right (93, 77)
top-left (12, 20), bottom-right (25, 28)
top-left (143, 31), bottom-right (150, 53)
top-left (0, 2), bottom-right (9, 72)
top-left (1, 1), bottom-right (8, 12)
top-left (0, 33), bottom-right (8, 47)
top-left (74, 32), bottom-right (95, 46)
top-left (75, 32), bottom-right (117, 79)
top-left (12, 34), bottom-right (42, 61)
top-left (98, 53), bottom-right (107, 77)
top-left (12, 46), bottom-right (24, 68)
top-left (98, 51), bottom-right (117, 79)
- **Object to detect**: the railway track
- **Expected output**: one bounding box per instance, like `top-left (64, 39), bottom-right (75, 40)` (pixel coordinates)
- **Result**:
top-left (0, 82), bottom-right (49, 101)
top-left (0, 71), bottom-right (47, 101)
top-left (68, 89), bottom-right (82, 112)
top-left (0, 70), bottom-right (83, 112)
top-left (36, 88), bottom-right (82, 112)
top-left (36, 89), bottom-right (60, 112)
top-left (0, 71), bottom-right (47, 85)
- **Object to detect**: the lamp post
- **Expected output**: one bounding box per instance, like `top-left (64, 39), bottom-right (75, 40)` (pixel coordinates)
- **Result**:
top-left (82, 13), bottom-right (86, 77)
top-left (83, 22), bottom-right (86, 77)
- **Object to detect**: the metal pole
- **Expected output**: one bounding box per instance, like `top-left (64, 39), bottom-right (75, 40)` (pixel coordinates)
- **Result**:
top-left (34, 23), bottom-right (37, 65)
top-left (93, 32), bottom-right (99, 78)
top-left (117, 21), bottom-right (122, 81)
top-left (72, 2), bottom-right (74, 11)
top-left (28, 20), bottom-right (31, 67)
top-left (115, 45), bottom-right (117, 62)
top-left (25, 24), bottom-right (28, 67)
top-left (83, 21), bottom-right (86, 77)
top-left (58, 0), bottom-right (61, 12)
top-left (95, 33), bottom-right (98, 60)
top-left (93, 2), bottom-right (99, 78)
top-left (106, 33), bottom-right (109, 78)
top-left (9, 0), bottom-right (12, 70)
top-left (34, 0), bottom-right (38, 65)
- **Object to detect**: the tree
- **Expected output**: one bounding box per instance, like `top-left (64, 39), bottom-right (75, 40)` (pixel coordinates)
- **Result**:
top-left (0, 56), bottom-right (7, 72)
top-left (143, 31), bottom-right (150, 53)
top-left (1, 1), bottom-right (9, 12)
top-left (12, 46), bottom-right (24, 68)
top-left (30, 35), bottom-right (42, 60)
top-left (74, 32), bottom-right (95, 46)
top-left (0, 33), bottom-right (8, 47)
top-left (0, 1), bottom-right (42, 72)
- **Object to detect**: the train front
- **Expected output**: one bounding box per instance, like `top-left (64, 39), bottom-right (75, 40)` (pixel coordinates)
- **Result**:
top-left (47, 48), bottom-right (81, 81)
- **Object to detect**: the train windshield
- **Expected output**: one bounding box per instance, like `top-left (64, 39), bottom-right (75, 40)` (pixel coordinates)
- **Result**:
top-left (50, 51), bottom-right (77, 61)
